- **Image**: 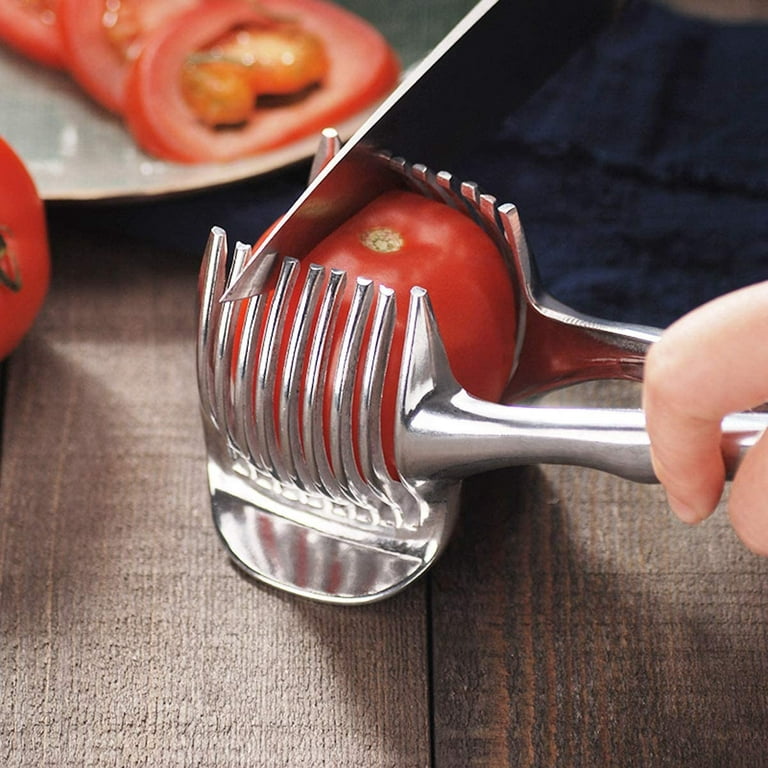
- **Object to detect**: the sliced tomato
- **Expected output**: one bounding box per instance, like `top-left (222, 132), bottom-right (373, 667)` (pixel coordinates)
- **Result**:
top-left (0, 138), bottom-right (50, 361)
top-left (58, 0), bottom-right (200, 113)
top-left (260, 190), bottom-right (518, 477)
top-left (0, 0), bottom-right (64, 69)
top-left (123, 0), bottom-right (400, 163)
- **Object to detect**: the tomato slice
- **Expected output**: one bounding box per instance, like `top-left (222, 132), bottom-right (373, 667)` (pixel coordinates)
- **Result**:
top-left (261, 189), bottom-right (518, 477)
top-left (123, 0), bottom-right (400, 163)
top-left (0, 0), bottom-right (64, 69)
top-left (0, 138), bottom-right (50, 362)
top-left (58, 0), bottom-right (200, 113)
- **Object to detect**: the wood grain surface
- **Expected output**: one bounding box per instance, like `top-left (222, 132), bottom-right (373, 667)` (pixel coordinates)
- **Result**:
top-left (432, 464), bottom-right (768, 766)
top-left (2, 220), bottom-right (768, 767)
top-left (0, 225), bottom-right (430, 767)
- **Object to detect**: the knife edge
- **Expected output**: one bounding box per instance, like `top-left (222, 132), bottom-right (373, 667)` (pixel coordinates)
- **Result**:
top-left (221, 0), bottom-right (624, 302)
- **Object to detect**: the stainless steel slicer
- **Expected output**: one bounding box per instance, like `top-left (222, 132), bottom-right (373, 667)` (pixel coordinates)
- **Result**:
top-left (196, 0), bottom-right (768, 603)
top-left (196, 146), bottom-right (768, 604)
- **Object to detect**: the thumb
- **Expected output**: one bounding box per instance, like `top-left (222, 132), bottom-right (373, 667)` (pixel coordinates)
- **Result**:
top-left (643, 281), bottom-right (768, 524)
top-left (728, 427), bottom-right (768, 556)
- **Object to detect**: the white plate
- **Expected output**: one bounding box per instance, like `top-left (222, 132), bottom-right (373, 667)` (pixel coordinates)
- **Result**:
top-left (0, 43), bottom-right (381, 201)
top-left (0, 1), bottom-right (476, 202)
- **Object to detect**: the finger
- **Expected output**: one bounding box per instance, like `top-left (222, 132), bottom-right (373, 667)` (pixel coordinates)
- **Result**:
top-left (643, 372), bottom-right (724, 524)
top-left (642, 281), bottom-right (768, 523)
top-left (729, 427), bottom-right (768, 556)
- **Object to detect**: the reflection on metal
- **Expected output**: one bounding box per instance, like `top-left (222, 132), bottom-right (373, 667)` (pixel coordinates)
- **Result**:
top-left (197, 155), bottom-right (768, 604)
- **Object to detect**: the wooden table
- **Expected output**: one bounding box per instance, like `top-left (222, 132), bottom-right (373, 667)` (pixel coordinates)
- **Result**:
top-left (1, 201), bottom-right (767, 767)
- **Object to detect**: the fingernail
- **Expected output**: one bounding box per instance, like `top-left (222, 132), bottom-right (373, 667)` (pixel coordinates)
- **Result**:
top-left (667, 494), bottom-right (706, 525)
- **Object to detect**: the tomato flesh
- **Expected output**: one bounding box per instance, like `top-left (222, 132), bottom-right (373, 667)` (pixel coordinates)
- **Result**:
top-left (0, 138), bottom-right (50, 362)
top-left (180, 57), bottom-right (255, 126)
top-left (124, 0), bottom-right (400, 162)
top-left (261, 190), bottom-right (518, 478)
top-left (180, 20), bottom-right (330, 127)
top-left (212, 23), bottom-right (329, 95)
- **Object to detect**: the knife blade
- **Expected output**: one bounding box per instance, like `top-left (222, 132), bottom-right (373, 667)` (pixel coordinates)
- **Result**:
top-left (222, 0), bottom-right (624, 301)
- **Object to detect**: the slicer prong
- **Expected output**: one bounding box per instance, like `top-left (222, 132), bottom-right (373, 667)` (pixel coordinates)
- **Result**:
top-left (308, 127), bottom-right (342, 184)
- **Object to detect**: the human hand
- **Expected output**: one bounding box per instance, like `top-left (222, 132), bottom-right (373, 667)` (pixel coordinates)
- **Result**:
top-left (642, 281), bottom-right (768, 555)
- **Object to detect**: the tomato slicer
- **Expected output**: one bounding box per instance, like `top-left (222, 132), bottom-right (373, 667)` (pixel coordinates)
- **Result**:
top-left (196, 0), bottom-right (768, 602)
top-left (197, 147), bottom-right (768, 604)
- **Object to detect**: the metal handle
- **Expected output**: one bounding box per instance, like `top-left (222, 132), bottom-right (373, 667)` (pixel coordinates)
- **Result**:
top-left (504, 290), bottom-right (661, 401)
top-left (403, 391), bottom-right (768, 484)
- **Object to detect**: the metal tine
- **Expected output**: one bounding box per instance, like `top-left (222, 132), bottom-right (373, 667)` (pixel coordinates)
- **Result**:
top-left (301, 267), bottom-right (349, 500)
top-left (235, 286), bottom-right (269, 471)
top-left (475, 190), bottom-right (519, 267)
top-left (386, 155), bottom-right (452, 210)
top-left (433, 169), bottom-right (476, 220)
top-left (431, 170), bottom-right (488, 229)
top-left (399, 284), bottom-right (449, 432)
top-left (308, 127), bottom-right (341, 184)
top-left (356, 285), bottom-right (403, 513)
top-left (213, 241), bottom-right (251, 449)
top-left (387, 155), bottom-right (493, 232)
top-left (197, 227), bottom-right (228, 429)
top-left (404, 162), bottom-right (449, 204)
top-left (278, 263), bottom-right (326, 489)
top-left (497, 200), bottom-right (535, 281)
top-left (252, 257), bottom-right (300, 482)
top-left (226, 255), bottom-right (402, 517)
top-left (329, 277), bottom-right (384, 508)
top-left (426, 168), bottom-right (514, 263)
top-left (384, 155), bottom-right (409, 187)
top-left (458, 180), bottom-right (509, 249)
top-left (388, 155), bottom-right (431, 200)
top-left (228, 240), bottom-right (287, 471)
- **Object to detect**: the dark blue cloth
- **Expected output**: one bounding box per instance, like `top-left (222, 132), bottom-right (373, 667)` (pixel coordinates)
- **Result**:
top-left (471, 0), bottom-right (768, 326)
top-left (54, 0), bottom-right (768, 328)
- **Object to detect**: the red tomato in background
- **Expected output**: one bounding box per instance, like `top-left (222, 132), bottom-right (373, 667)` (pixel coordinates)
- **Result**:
top-left (0, 0), bottom-right (64, 68)
top-left (0, 138), bottom-right (50, 362)
top-left (270, 190), bottom-right (518, 477)
top-left (58, 0), bottom-right (200, 113)
top-left (124, 0), bottom-right (400, 163)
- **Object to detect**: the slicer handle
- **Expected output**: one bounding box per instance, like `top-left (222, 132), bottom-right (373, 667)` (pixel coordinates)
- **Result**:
top-left (504, 297), bottom-right (661, 401)
top-left (407, 395), bottom-right (768, 484)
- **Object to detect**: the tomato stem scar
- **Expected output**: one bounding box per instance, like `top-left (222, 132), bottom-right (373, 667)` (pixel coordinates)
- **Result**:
top-left (360, 227), bottom-right (403, 253)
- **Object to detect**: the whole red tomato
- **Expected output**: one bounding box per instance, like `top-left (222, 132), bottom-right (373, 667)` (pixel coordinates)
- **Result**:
top-left (266, 189), bottom-right (518, 477)
top-left (0, 138), bottom-right (50, 361)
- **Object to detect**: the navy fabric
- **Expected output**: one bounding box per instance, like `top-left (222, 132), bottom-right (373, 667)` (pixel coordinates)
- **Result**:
top-left (470, 0), bottom-right (768, 325)
top-left (57, 0), bottom-right (768, 328)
